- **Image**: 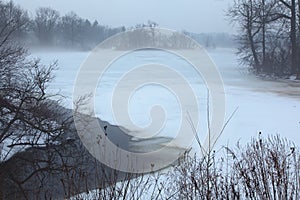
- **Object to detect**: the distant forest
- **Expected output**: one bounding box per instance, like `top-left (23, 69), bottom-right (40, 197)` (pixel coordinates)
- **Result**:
top-left (1, 2), bottom-right (125, 50)
top-left (1, 1), bottom-right (236, 50)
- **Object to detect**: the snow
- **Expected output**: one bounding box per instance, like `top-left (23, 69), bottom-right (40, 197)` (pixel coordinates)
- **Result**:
top-left (32, 48), bottom-right (300, 151)
top-left (31, 47), bottom-right (300, 199)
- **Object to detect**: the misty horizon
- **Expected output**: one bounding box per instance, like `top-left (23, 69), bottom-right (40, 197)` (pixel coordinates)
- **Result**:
top-left (10, 0), bottom-right (236, 34)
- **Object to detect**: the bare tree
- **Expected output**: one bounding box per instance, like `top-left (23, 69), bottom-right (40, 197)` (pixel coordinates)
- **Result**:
top-left (58, 12), bottom-right (84, 47)
top-left (0, 1), bottom-right (29, 45)
top-left (228, 0), bottom-right (300, 77)
top-left (228, 0), bottom-right (263, 71)
top-left (0, 1), bottom-right (73, 199)
top-left (278, 0), bottom-right (298, 75)
top-left (34, 7), bottom-right (59, 45)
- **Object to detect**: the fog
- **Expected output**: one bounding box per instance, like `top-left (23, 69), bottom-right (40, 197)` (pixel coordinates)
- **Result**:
top-left (2, 0), bottom-right (300, 198)
top-left (11, 0), bottom-right (235, 33)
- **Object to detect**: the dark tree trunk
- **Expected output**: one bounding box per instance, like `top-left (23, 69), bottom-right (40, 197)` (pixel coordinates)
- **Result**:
top-left (298, 0), bottom-right (300, 79)
top-left (246, 2), bottom-right (260, 70)
top-left (277, 0), bottom-right (298, 75)
top-left (249, 31), bottom-right (260, 69)
top-left (262, 0), bottom-right (266, 69)
top-left (291, 0), bottom-right (297, 74)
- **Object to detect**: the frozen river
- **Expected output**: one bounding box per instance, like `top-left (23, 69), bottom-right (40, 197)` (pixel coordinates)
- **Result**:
top-left (32, 48), bottom-right (300, 150)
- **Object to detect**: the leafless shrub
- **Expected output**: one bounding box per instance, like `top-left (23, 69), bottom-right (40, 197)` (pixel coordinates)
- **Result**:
top-left (228, 134), bottom-right (300, 200)
top-left (160, 135), bottom-right (299, 200)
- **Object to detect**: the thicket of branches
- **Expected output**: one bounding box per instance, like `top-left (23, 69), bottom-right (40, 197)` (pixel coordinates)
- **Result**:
top-left (0, 3), bottom-right (132, 197)
top-left (228, 0), bottom-right (300, 78)
top-left (0, 0), bottom-right (73, 166)
top-left (0, 1), bottom-right (115, 199)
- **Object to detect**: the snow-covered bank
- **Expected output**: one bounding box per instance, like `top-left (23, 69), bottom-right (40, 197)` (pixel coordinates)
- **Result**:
top-left (206, 48), bottom-right (300, 148)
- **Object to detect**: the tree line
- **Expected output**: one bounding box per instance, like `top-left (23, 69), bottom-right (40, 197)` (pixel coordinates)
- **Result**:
top-left (228, 0), bottom-right (300, 78)
top-left (0, 1), bottom-right (125, 50)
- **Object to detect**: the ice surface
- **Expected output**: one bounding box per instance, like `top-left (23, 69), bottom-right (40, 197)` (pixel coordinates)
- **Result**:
top-left (32, 48), bottom-right (300, 152)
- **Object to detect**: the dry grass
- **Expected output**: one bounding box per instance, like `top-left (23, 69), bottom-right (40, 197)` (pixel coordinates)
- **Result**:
top-left (67, 134), bottom-right (300, 200)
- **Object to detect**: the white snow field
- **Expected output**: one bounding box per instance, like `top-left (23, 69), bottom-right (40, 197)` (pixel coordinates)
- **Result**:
top-left (32, 47), bottom-right (300, 151)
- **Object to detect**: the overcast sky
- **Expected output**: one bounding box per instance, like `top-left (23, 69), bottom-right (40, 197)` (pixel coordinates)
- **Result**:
top-left (11, 0), bottom-right (235, 33)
